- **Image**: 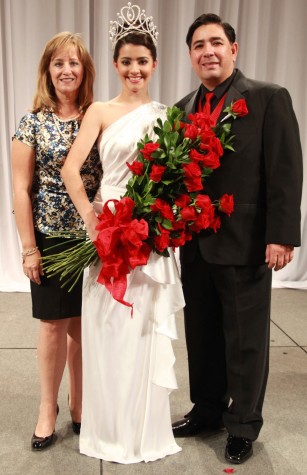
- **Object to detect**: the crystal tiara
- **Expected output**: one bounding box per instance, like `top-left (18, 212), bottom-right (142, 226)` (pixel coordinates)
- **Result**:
top-left (109, 2), bottom-right (158, 50)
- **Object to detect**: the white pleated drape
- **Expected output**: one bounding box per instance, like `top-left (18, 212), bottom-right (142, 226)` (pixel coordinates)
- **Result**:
top-left (1, 0), bottom-right (306, 291)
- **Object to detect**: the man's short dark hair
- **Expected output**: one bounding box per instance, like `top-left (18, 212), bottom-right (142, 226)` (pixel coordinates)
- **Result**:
top-left (186, 13), bottom-right (236, 49)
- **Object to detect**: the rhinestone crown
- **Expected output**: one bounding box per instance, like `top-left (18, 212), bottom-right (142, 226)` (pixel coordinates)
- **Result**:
top-left (109, 2), bottom-right (158, 50)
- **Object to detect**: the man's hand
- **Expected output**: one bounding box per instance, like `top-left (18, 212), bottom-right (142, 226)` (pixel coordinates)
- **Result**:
top-left (265, 244), bottom-right (294, 271)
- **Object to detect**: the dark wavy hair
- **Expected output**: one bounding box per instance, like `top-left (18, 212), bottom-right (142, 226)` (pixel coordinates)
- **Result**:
top-left (113, 31), bottom-right (157, 62)
top-left (186, 13), bottom-right (236, 50)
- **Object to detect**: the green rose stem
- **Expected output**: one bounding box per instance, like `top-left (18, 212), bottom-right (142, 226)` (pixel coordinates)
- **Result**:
top-left (42, 238), bottom-right (97, 292)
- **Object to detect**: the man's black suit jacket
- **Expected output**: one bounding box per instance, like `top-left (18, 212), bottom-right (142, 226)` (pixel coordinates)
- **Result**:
top-left (176, 69), bottom-right (303, 266)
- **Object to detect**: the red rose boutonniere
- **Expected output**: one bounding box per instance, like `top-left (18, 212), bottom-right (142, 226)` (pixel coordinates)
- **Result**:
top-left (231, 98), bottom-right (248, 116)
top-left (222, 98), bottom-right (249, 122)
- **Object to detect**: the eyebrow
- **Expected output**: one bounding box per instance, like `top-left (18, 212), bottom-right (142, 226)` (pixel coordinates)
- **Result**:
top-left (192, 36), bottom-right (224, 47)
top-left (51, 56), bottom-right (79, 61)
top-left (120, 56), bottom-right (149, 60)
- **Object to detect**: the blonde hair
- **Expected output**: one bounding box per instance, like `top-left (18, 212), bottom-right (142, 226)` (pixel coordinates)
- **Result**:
top-left (32, 31), bottom-right (95, 113)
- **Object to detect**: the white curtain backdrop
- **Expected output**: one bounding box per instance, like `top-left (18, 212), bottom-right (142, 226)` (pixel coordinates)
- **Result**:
top-left (1, 0), bottom-right (306, 292)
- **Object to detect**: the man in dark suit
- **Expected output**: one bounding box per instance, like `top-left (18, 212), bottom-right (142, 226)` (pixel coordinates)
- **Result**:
top-left (172, 13), bottom-right (303, 464)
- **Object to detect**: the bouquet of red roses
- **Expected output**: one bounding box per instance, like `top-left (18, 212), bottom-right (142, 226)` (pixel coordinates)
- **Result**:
top-left (43, 101), bottom-right (248, 307)
top-left (123, 104), bottom-right (241, 255)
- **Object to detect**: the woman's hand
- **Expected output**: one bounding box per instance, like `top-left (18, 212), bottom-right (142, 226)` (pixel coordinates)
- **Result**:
top-left (23, 250), bottom-right (43, 284)
top-left (86, 216), bottom-right (100, 243)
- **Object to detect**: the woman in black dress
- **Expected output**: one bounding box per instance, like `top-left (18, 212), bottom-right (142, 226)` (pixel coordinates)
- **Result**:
top-left (11, 32), bottom-right (102, 450)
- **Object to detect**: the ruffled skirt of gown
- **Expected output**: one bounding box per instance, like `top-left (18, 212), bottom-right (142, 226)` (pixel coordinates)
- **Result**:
top-left (80, 209), bottom-right (185, 463)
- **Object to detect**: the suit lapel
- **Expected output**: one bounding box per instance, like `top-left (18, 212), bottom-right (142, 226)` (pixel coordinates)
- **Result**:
top-left (219, 70), bottom-right (249, 122)
top-left (218, 87), bottom-right (244, 122)
top-left (182, 70), bottom-right (250, 122)
top-left (223, 86), bottom-right (244, 108)
top-left (184, 89), bottom-right (199, 116)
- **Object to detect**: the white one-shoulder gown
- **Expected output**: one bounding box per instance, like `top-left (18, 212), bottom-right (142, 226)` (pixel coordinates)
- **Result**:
top-left (80, 102), bottom-right (185, 463)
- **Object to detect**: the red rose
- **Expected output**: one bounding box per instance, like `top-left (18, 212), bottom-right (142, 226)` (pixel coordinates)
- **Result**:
top-left (190, 205), bottom-right (214, 232)
top-left (232, 99), bottom-right (248, 117)
top-left (150, 198), bottom-right (174, 221)
top-left (149, 164), bottom-right (166, 182)
top-left (219, 194), bottom-right (234, 216)
top-left (210, 136), bottom-right (224, 156)
top-left (181, 206), bottom-right (197, 221)
top-left (195, 194), bottom-right (212, 209)
top-left (126, 160), bottom-right (144, 176)
top-left (182, 162), bottom-right (203, 192)
top-left (140, 142), bottom-right (160, 161)
top-left (210, 215), bottom-right (221, 233)
top-left (201, 150), bottom-right (220, 169)
top-left (170, 231), bottom-right (187, 247)
top-left (175, 194), bottom-right (191, 208)
top-left (183, 123), bottom-right (199, 140)
top-left (153, 229), bottom-right (170, 253)
top-left (199, 128), bottom-right (215, 143)
top-left (175, 195), bottom-right (191, 208)
top-left (184, 177), bottom-right (203, 192)
top-left (172, 219), bottom-right (186, 230)
top-left (188, 112), bottom-right (211, 128)
top-left (189, 149), bottom-right (205, 163)
top-left (200, 135), bottom-right (223, 157)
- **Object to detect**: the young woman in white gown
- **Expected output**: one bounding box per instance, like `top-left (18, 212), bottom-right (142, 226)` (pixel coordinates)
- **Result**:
top-left (61, 4), bottom-right (185, 464)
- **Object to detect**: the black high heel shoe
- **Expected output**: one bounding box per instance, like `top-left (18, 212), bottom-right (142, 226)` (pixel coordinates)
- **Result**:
top-left (31, 404), bottom-right (59, 451)
top-left (31, 432), bottom-right (54, 451)
top-left (72, 421), bottom-right (81, 435)
top-left (68, 395), bottom-right (81, 435)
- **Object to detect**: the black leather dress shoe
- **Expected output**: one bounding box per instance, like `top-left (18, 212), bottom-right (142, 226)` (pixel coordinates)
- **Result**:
top-left (225, 435), bottom-right (253, 464)
top-left (172, 416), bottom-right (224, 437)
top-left (72, 421), bottom-right (81, 435)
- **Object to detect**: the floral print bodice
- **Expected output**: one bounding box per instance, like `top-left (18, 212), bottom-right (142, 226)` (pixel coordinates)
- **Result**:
top-left (13, 110), bottom-right (102, 234)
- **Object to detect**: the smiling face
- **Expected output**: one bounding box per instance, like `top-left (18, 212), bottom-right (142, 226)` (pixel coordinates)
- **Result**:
top-left (189, 23), bottom-right (238, 90)
top-left (49, 46), bottom-right (84, 100)
top-left (113, 43), bottom-right (157, 93)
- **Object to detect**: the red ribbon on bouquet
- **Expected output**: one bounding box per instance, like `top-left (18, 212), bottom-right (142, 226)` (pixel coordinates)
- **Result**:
top-left (93, 197), bottom-right (151, 314)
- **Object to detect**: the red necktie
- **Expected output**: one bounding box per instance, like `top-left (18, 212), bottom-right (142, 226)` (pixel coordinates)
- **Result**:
top-left (198, 92), bottom-right (227, 126)
top-left (203, 92), bottom-right (214, 115)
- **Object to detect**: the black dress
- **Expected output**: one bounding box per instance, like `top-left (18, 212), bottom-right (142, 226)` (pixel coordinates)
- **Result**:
top-left (14, 110), bottom-right (102, 319)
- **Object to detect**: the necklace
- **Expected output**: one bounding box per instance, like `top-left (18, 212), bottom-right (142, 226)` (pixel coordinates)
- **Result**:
top-left (52, 112), bottom-right (80, 147)
top-left (54, 112), bottom-right (81, 121)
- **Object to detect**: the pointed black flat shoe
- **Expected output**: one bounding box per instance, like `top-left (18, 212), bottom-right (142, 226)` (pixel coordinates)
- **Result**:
top-left (31, 404), bottom-right (59, 451)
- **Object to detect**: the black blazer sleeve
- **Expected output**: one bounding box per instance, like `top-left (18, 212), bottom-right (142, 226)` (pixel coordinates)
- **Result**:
top-left (263, 87), bottom-right (303, 246)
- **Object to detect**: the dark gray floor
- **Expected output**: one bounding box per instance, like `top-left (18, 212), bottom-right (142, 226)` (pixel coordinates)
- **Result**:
top-left (1, 289), bottom-right (306, 474)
